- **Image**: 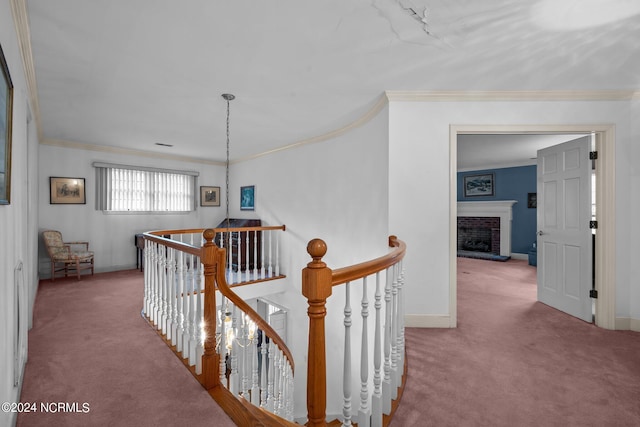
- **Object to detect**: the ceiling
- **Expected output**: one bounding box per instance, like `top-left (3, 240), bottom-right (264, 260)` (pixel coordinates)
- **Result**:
top-left (23, 0), bottom-right (640, 164)
top-left (457, 133), bottom-right (588, 171)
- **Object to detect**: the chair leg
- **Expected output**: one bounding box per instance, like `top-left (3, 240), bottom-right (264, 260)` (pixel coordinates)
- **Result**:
top-left (75, 259), bottom-right (81, 280)
top-left (51, 261), bottom-right (55, 282)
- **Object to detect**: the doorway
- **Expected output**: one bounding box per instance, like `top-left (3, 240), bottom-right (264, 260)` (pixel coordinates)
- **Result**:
top-left (449, 124), bottom-right (616, 329)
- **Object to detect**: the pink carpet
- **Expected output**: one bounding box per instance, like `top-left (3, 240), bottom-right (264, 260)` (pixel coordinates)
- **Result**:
top-left (17, 270), bottom-right (235, 427)
top-left (391, 257), bottom-right (640, 427)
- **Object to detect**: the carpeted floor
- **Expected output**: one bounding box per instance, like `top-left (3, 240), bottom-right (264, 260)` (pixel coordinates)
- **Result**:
top-left (16, 260), bottom-right (640, 426)
top-left (16, 270), bottom-right (235, 427)
top-left (391, 257), bottom-right (640, 427)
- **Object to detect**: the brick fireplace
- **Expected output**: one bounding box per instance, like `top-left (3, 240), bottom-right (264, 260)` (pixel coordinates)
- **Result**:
top-left (457, 201), bottom-right (517, 257)
top-left (457, 216), bottom-right (501, 254)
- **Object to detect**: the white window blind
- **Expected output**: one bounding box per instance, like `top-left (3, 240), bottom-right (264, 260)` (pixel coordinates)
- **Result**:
top-left (94, 162), bottom-right (197, 212)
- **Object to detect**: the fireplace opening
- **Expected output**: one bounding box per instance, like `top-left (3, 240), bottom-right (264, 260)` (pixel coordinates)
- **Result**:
top-left (460, 227), bottom-right (491, 252)
top-left (457, 217), bottom-right (501, 255)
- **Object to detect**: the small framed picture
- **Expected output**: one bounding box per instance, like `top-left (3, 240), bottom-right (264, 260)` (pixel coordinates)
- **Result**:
top-left (240, 185), bottom-right (255, 211)
top-left (200, 186), bottom-right (220, 207)
top-left (528, 192), bottom-right (537, 208)
top-left (50, 177), bottom-right (86, 204)
top-left (463, 173), bottom-right (494, 197)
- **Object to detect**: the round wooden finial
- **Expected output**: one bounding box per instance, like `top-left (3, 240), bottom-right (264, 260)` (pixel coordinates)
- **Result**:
top-left (307, 239), bottom-right (327, 262)
top-left (203, 229), bottom-right (216, 241)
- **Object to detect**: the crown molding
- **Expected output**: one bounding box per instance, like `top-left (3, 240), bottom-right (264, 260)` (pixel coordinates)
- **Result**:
top-left (10, 0), bottom-right (41, 139)
top-left (232, 93), bottom-right (389, 164)
top-left (385, 90), bottom-right (638, 102)
top-left (42, 138), bottom-right (226, 166)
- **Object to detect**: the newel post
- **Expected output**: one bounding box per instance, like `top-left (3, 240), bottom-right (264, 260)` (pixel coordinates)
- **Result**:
top-left (302, 239), bottom-right (333, 427)
top-left (201, 229), bottom-right (220, 389)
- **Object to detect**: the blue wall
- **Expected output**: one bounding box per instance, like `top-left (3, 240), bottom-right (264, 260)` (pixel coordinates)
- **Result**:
top-left (458, 165), bottom-right (536, 254)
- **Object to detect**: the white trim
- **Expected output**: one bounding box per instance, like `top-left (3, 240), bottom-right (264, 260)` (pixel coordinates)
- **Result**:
top-left (404, 314), bottom-right (453, 328)
top-left (386, 90), bottom-right (637, 102)
top-left (615, 317), bottom-right (640, 332)
top-left (10, 0), bottom-right (42, 141)
top-left (450, 124), bottom-right (616, 330)
top-left (233, 94), bottom-right (388, 164)
top-left (457, 200), bottom-right (517, 257)
top-left (510, 253), bottom-right (528, 261)
top-left (43, 138), bottom-right (226, 166)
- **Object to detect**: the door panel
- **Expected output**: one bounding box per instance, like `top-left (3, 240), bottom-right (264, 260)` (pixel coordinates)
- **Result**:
top-left (537, 136), bottom-right (592, 322)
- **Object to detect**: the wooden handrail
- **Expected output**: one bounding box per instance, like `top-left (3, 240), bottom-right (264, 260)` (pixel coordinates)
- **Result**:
top-left (208, 231), bottom-right (296, 374)
top-left (302, 236), bottom-right (406, 427)
top-left (142, 226), bottom-right (295, 425)
top-left (331, 235), bottom-right (406, 286)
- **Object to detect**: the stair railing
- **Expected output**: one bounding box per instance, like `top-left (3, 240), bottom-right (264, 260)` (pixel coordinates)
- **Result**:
top-left (142, 227), bottom-right (295, 425)
top-left (302, 236), bottom-right (407, 427)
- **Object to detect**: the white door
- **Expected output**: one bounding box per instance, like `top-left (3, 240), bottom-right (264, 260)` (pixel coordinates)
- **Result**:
top-left (269, 310), bottom-right (287, 344)
top-left (537, 136), bottom-right (592, 322)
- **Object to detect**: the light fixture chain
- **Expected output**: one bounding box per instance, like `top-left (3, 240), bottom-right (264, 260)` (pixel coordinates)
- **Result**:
top-left (225, 97), bottom-right (231, 229)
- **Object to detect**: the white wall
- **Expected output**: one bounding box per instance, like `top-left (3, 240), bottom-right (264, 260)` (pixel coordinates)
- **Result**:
top-left (231, 105), bottom-right (390, 419)
top-left (628, 98), bottom-right (640, 329)
top-left (0, 3), bottom-right (40, 426)
top-left (37, 144), bottom-right (227, 276)
top-left (388, 98), bottom-right (634, 327)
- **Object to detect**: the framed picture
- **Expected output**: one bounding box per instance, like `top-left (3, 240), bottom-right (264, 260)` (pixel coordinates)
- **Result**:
top-left (463, 173), bottom-right (494, 197)
top-left (0, 43), bottom-right (14, 205)
top-left (200, 186), bottom-right (220, 207)
top-left (50, 177), bottom-right (86, 204)
top-left (528, 192), bottom-right (537, 208)
top-left (240, 185), bottom-right (255, 211)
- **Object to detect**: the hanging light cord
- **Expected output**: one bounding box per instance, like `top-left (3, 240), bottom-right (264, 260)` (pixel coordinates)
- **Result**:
top-left (222, 94), bottom-right (234, 230)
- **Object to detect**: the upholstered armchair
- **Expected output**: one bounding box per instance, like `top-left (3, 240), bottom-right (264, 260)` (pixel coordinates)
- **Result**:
top-left (42, 230), bottom-right (94, 280)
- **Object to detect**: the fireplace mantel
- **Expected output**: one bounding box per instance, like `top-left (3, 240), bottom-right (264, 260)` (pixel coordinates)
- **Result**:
top-left (457, 200), bottom-right (517, 256)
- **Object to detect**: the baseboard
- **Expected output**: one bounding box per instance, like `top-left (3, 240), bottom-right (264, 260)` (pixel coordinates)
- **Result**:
top-left (615, 317), bottom-right (640, 332)
top-left (510, 253), bottom-right (528, 261)
top-left (404, 314), bottom-right (454, 328)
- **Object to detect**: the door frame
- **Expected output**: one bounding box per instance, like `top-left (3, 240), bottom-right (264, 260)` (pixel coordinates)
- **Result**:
top-left (449, 124), bottom-right (616, 329)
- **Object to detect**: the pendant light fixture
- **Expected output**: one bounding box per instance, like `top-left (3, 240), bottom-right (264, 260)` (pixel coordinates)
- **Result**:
top-left (222, 93), bottom-right (234, 229)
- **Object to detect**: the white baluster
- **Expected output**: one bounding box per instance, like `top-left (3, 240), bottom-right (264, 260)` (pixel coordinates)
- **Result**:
top-left (251, 327), bottom-right (260, 405)
top-left (359, 276), bottom-right (371, 427)
top-left (268, 230), bottom-right (274, 277)
top-left (343, 281), bottom-right (352, 427)
top-left (182, 253), bottom-right (192, 357)
top-left (382, 267), bottom-right (392, 415)
top-left (390, 264), bottom-right (399, 397)
top-left (266, 339), bottom-right (275, 411)
top-left (143, 241), bottom-right (149, 316)
top-left (395, 262), bottom-right (405, 388)
top-left (176, 250), bottom-right (185, 352)
top-left (219, 297), bottom-right (228, 388)
top-left (195, 260), bottom-right (204, 374)
top-left (187, 260), bottom-right (198, 365)
top-left (252, 230), bottom-right (258, 280)
top-left (159, 245), bottom-right (167, 333)
top-left (169, 248), bottom-right (178, 344)
top-left (277, 349), bottom-right (285, 417)
top-left (241, 316), bottom-right (249, 398)
top-left (229, 305), bottom-right (239, 394)
top-left (245, 231), bottom-right (250, 281)
top-left (260, 229), bottom-right (266, 279)
top-left (372, 272), bottom-right (383, 427)
top-left (260, 334), bottom-right (268, 408)
top-left (286, 363), bottom-right (295, 421)
top-left (275, 232), bottom-right (280, 276)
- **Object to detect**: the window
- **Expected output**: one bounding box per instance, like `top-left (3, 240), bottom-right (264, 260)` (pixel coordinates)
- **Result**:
top-left (94, 162), bottom-right (198, 212)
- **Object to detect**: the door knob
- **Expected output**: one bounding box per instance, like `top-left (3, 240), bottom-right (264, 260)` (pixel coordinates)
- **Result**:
top-left (537, 230), bottom-right (544, 236)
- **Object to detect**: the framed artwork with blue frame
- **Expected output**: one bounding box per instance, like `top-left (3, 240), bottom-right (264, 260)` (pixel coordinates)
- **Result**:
top-left (240, 185), bottom-right (255, 211)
